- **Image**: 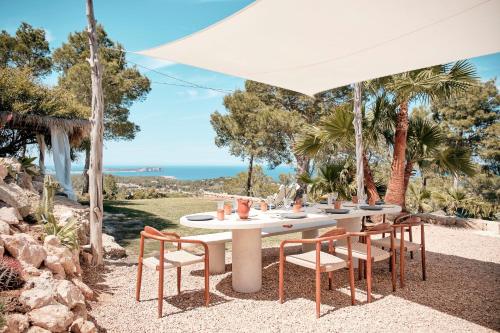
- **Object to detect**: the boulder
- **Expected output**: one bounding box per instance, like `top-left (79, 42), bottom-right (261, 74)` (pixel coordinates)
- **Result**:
top-left (72, 303), bottom-right (88, 320)
top-left (0, 157), bottom-right (21, 173)
top-left (20, 287), bottom-right (54, 310)
top-left (28, 304), bottom-right (74, 333)
top-left (0, 207), bottom-right (21, 224)
top-left (17, 172), bottom-right (34, 191)
top-left (0, 182), bottom-right (31, 217)
top-left (102, 233), bottom-right (126, 259)
top-left (0, 220), bottom-right (11, 234)
top-left (27, 326), bottom-right (52, 333)
top-left (1, 234), bottom-right (47, 268)
top-left (44, 255), bottom-right (66, 279)
top-left (70, 318), bottom-right (97, 333)
top-left (32, 181), bottom-right (44, 194)
top-left (54, 280), bottom-right (85, 309)
top-left (0, 163), bottom-right (8, 181)
top-left (0, 244), bottom-right (3, 257)
top-left (43, 235), bottom-right (77, 276)
top-left (4, 313), bottom-right (29, 333)
top-left (71, 278), bottom-right (94, 300)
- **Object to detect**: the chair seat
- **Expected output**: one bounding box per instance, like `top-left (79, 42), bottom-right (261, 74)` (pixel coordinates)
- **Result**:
top-left (336, 242), bottom-right (391, 262)
top-left (371, 237), bottom-right (421, 252)
top-left (143, 250), bottom-right (204, 270)
top-left (286, 251), bottom-right (346, 272)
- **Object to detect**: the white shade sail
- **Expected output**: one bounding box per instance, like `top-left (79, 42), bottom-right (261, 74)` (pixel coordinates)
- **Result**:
top-left (138, 0), bottom-right (500, 96)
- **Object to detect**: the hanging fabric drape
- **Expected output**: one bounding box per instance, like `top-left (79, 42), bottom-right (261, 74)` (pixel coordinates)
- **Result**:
top-left (35, 134), bottom-right (46, 175)
top-left (50, 127), bottom-right (76, 201)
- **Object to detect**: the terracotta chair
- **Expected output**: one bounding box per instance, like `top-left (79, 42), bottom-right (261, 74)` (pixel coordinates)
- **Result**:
top-left (371, 214), bottom-right (426, 287)
top-left (136, 226), bottom-right (210, 318)
top-left (335, 223), bottom-right (396, 303)
top-left (279, 228), bottom-right (355, 318)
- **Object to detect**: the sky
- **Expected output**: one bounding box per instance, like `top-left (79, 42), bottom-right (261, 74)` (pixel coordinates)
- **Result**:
top-left (1, 0), bottom-right (499, 167)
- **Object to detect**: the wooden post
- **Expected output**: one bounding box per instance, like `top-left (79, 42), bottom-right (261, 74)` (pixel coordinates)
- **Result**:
top-left (86, 0), bottom-right (104, 265)
top-left (353, 82), bottom-right (365, 202)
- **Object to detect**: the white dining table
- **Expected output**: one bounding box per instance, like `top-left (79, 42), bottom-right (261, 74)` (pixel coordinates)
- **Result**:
top-left (180, 204), bottom-right (401, 293)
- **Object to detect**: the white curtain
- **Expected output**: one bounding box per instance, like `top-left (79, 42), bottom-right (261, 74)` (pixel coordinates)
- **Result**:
top-left (50, 127), bottom-right (76, 201)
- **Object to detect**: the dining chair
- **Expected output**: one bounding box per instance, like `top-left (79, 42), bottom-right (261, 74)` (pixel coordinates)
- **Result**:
top-left (279, 228), bottom-right (355, 318)
top-left (136, 226), bottom-right (210, 318)
top-left (371, 214), bottom-right (426, 287)
top-left (336, 223), bottom-right (396, 303)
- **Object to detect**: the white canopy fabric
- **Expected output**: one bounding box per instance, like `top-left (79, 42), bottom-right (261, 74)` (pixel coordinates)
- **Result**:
top-left (138, 0), bottom-right (500, 96)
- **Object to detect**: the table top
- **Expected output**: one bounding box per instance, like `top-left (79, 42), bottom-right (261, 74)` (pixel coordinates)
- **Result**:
top-left (180, 204), bottom-right (401, 230)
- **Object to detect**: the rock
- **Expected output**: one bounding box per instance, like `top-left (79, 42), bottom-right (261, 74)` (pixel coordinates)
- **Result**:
top-left (81, 252), bottom-right (93, 266)
top-left (27, 326), bottom-right (52, 333)
top-left (0, 207), bottom-right (21, 224)
top-left (0, 163), bottom-right (8, 181)
top-left (32, 181), bottom-right (44, 194)
top-left (1, 234), bottom-right (46, 268)
top-left (72, 303), bottom-right (88, 320)
top-left (17, 172), bottom-right (34, 191)
top-left (0, 244), bottom-right (3, 257)
top-left (5, 313), bottom-right (29, 333)
top-left (0, 157), bottom-right (21, 173)
top-left (28, 304), bottom-right (74, 333)
top-left (26, 274), bottom-right (53, 291)
top-left (54, 280), bottom-right (85, 309)
top-left (43, 236), bottom-right (77, 276)
top-left (44, 255), bottom-right (66, 279)
top-left (0, 220), bottom-right (10, 234)
top-left (0, 182), bottom-right (31, 217)
top-left (71, 278), bottom-right (94, 300)
top-left (102, 233), bottom-right (126, 259)
top-left (70, 318), bottom-right (97, 333)
top-left (20, 287), bottom-right (54, 310)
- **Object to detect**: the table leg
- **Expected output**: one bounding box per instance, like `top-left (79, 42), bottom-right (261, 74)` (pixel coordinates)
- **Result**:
top-left (336, 217), bottom-right (362, 268)
top-left (301, 229), bottom-right (319, 252)
top-left (232, 229), bottom-right (262, 293)
top-left (208, 243), bottom-right (226, 274)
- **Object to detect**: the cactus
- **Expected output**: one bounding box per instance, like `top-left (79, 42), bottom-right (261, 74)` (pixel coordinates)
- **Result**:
top-left (0, 259), bottom-right (24, 291)
top-left (37, 175), bottom-right (79, 249)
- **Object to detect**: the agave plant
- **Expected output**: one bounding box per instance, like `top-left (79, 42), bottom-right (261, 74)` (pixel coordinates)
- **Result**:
top-left (407, 183), bottom-right (432, 213)
top-left (18, 156), bottom-right (38, 176)
top-left (431, 187), bottom-right (471, 217)
top-left (37, 175), bottom-right (79, 249)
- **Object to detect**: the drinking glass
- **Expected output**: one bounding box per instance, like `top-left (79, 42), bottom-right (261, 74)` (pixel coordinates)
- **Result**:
top-left (327, 193), bottom-right (333, 206)
top-left (217, 201), bottom-right (225, 221)
top-left (332, 191), bottom-right (338, 202)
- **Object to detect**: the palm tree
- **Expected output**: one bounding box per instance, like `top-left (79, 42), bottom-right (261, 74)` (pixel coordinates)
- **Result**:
top-left (403, 115), bottom-right (475, 209)
top-left (384, 61), bottom-right (477, 207)
top-left (407, 183), bottom-right (432, 213)
top-left (295, 94), bottom-right (396, 201)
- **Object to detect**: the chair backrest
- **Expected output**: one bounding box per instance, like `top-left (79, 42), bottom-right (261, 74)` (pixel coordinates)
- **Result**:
top-left (320, 227), bottom-right (346, 238)
top-left (365, 223), bottom-right (392, 234)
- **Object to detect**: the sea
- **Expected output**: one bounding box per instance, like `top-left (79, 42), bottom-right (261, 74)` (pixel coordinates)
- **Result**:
top-left (47, 165), bottom-right (295, 181)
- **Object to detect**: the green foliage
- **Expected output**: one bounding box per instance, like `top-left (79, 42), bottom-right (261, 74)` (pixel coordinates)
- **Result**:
top-left (300, 160), bottom-right (356, 200)
top-left (406, 183), bottom-right (432, 213)
top-left (430, 187), bottom-right (497, 219)
top-left (431, 79), bottom-right (499, 174)
top-left (103, 174), bottom-right (118, 200)
top-left (0, 22), bottom-right (52, 77)
top-left (0, 302), bottom-right (4, 328)
top-left (37, 176), bottom-right (79, 249)
top-left (18, 156), bottom-right (38, 176)
top-left (221, 165), bottom-right (279, 198)
top-left (0, 260), bottom-right (24, 291)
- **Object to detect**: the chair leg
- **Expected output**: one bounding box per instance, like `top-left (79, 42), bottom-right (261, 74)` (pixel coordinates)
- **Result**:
top-left (358, 258), bottom-right (363, 280)
top-left (421, 248), bottom-right (426, 281)
top-left (316, 268), bottom-right (321, 318)
top-left (391, 251), bottom-right (396, 292)
top-left (348, 262), bottom-right (356, 305)
top-left (136, 235), bottom-right (144, 302)
top-left (204, 257), bottom-right (210, 306)
top-left (279, 255), bottom-right (285, 303)
top-left (177, 267), bottom-right (181, 294)
top-left (363, 261), bottom-right (367, 279)
top-left (409, 228), bottom-right (414, 259)
top-left (366, 259), bottom-right (372, 303)
top-left (328, 272), bottom-right (332, 290)
top-left (400, 249), bottom-right (405, 288)
top-left (158, 267), bottom-right (164, 318)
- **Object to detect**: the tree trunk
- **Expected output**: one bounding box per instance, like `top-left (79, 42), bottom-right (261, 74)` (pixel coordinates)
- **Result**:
top-left (402, 160), bottom-right (414, 211)
top-left (86, 0), bottom-right (104, 266)
top-left (295, 153), bottom-right (310, 189)
top-left (362, 153), bottom-right (380, 202)
top-left (36, 134), bottom-right (46, 175)
top-left (82, 146), bottom-right (90, 195)
top-left (246, 155), bottom-right (254, 196)
top-left (352, 82), bottom-right (365, 202)
top-left (385, 100), bottom-right (409, 207)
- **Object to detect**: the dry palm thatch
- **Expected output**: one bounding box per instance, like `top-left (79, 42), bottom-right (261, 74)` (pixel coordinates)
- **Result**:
top-left (0, 111), bottom-right (90, 146)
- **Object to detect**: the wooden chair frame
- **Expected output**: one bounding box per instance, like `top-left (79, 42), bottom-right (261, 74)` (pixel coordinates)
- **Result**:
top-left (391, 215), bottom-right (426, 287)
top-left (349, 223), bottom-right (396, 303)
top-left (279, 228), bottom-right (355, 318)
top-left (136, 226), bottom-right (210, 318)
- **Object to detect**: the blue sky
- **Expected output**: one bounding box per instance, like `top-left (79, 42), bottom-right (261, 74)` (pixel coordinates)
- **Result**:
top-left (1, 0), bottom-right (499, 167)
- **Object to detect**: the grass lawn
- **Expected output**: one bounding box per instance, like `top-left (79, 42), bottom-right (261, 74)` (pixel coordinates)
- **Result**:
top-left (103, 197), bottom-right (302, 256)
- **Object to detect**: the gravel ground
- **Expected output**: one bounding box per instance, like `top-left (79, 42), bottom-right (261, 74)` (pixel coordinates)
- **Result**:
top-left (86, 225), bottom-right (500, 332)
